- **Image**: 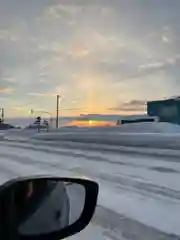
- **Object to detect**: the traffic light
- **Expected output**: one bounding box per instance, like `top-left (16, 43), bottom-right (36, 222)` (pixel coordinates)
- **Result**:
top-left (35, 116), bottom-right (41, 124)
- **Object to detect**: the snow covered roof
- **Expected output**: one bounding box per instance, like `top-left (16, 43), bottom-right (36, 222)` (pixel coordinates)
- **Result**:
top-left (149, 96), bottom-right (180, 103)
top-left (165, 95), bottom-right (180, 100)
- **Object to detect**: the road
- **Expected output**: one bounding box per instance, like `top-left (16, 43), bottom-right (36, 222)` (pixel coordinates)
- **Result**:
top-left (0, 138), bottom-right (179, 240)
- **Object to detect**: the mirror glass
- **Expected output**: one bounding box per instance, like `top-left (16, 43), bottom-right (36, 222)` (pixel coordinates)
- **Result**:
top-left (0, 179), bottom-right (86, 236)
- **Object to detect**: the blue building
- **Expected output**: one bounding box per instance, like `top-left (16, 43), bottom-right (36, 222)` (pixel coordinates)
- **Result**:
top-left (147, 97), bottom-right (180, 124)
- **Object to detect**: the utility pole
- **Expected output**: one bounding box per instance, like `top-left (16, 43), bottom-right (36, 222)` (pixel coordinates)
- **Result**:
top-left (0, 108), bottom-right (1, 124)
top-left (56, 95), bottom-right (60, 129)
top-left (0, 108), bottom-right (4, 124)
top-left (2, 108), bottom-right (4, 123)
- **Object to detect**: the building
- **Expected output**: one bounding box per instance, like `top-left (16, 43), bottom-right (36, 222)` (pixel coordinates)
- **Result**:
top-left (147, 96), bottom-right (180, 124)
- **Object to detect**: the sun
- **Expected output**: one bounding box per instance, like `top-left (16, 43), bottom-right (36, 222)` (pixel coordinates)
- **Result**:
top-left (88, 120), bottom-right (93, 125)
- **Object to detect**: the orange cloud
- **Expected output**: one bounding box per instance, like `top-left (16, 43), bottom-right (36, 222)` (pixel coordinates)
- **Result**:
top-left (66, 120), bottom-right (116, 127)
top-left (0, 88), bottom-right (13, 93)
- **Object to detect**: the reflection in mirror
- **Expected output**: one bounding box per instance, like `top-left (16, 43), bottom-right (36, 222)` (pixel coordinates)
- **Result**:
top-left (0, 179), bottom-right (86, 236)
top-left (66, 182), bottom-right (85, 225)
top-left (19, 180), bottom-right (86, 236)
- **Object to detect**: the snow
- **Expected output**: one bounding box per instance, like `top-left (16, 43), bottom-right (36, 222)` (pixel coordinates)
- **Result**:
top-left (4, 121), bottom-right (180, 152)
top-left (99, 186), bottom-right (180, 235)
top-left (28, 123), bottom-right (180, 150)
top-left (0, 140), bottom-right (180, 239)
top-left (115, 122), bottom-right (180, 133)
top-left (1, 121), bottom-right (180, 239)
top-left (41, 122), bottom-right (180, 134)
top-left (66, 183), bottom-right (86, 225)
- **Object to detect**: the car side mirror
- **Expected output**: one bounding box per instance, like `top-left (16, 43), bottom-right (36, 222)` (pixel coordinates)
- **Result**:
top-left (0, 176), bottom-right (99, 240)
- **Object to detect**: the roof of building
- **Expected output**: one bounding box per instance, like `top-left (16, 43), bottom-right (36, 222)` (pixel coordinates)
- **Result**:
top-left (148, 96), bottom-right (180, 104)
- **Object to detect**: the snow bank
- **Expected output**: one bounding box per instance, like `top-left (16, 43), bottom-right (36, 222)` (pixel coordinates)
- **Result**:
top-left (31, 122), bottom-right (180, 149)
top-left (116, 122), bottom-right (180, 133)
top-left (51, 122), bottom-right (180, 134)
top-left (32, 132), bottom-right (180, 148)
top-left (5, 122), bottom-right (180, 149)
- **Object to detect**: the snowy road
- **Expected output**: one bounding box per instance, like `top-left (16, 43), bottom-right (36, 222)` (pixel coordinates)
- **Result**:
top-left (0, 139), bottom-right (180, 240)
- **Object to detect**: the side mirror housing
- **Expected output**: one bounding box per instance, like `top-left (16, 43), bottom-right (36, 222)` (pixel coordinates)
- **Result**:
top-left (0, 176), bottom-right (99, 240)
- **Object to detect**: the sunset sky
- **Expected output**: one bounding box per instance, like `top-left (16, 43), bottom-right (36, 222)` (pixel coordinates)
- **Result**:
top-left (1, 0), bottom-right (180, 117)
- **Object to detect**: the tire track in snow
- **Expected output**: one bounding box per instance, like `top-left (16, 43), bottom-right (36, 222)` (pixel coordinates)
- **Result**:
top-left (71, 166), bottom-right (180, 201)
top-left (0, 143), bottom-right (180, 201)
top-left (0, 151), bottom-right (179, 240)
top-left (3, 138), bottom-right (180, 163)
top-left (2, 140), bottom-right (180, 172)
top-left (0, 142), bottom-right (180, 239)
top-left (93, 206), bottom-right (179, 240)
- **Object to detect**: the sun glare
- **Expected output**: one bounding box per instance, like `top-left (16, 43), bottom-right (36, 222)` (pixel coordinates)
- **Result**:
top-left (89, 120), bottom-right (93, 125)
top-left (65, 120), bottom-right (116, 127)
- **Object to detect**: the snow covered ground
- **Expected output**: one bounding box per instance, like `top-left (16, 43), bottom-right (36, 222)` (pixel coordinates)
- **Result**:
top-left (1, 122), bottom-right (180, 239)
top-left (3, 122), bottom-right (180, 150)
top-left (0, 136), bottom-right (180, 239)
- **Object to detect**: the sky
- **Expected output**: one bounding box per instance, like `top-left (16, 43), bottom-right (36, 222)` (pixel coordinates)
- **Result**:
top-left (1, 0), bottom-right (180, 117)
